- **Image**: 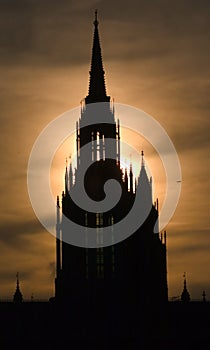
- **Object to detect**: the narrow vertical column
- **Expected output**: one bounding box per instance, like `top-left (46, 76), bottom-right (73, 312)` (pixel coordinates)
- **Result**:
top-left (69, 162), bottom-right (73, 189)
top-left (164, 230), bottom-right (167, 246)
top-left (124, 168), bottom-right (128, 192)
top-left (117, 119), bottom-right (120, 165)
top-left (85, 212), bottom-right (89, 279)
top-left (102, 134), bottom-right (105, 160)
top-left (94, 132), bottom-right (97, 161)
top-left (111, 215), bottom-right (115, 276)
top-left (99, 133), bottom-right (103, 160)
top-left (56, 196), bottom-right (61, 277)
top-left (91, 131), bottom-right (94, 161)
top-left (134, 178), bottom-right (137, 193)
top-left (96, 131), bottom-right (100, 161)
top-left (154, 197), bottom-right (159, 234)
top-left (129, 163), bottom-right (133, 193)
top-left (76, 121), bottom-right (79, 167)
top-left (65, 160), bottom-right (68, 195)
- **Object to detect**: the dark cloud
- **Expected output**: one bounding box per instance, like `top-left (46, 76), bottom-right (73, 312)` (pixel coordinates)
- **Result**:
top-left (0, 218), bottom-right (44, 248)
top-left (0, 270), bottom-right (32, 283)
top-left (48, 261), bottom-right (55, 279)
top-left (0, 0), bottom-right (97, 65)
top-left (168, 228), bottom-right (210, 253)
top-left (170, 122), bottom-right (210, 155)
top-left (170, 239), bottom-right (210, 255)
top-left (0, 0), bottom-right (209, 67)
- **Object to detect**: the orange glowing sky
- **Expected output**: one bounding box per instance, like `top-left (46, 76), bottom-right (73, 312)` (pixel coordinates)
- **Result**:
top-left (0, 0), bottom-right (210, 300)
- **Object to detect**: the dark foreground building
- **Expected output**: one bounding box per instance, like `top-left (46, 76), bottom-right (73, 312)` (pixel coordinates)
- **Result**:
top-left (55, 9), bottom-right (167, 322)
top-left (0, 11), bottom-right (210, 350)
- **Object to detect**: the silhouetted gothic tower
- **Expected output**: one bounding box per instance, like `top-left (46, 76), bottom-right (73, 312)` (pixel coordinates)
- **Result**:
top-left (55, 11), bottom-right (168, 329)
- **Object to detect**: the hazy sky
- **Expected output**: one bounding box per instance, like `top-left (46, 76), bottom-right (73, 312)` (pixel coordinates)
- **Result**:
top-left (0, 0), bottom-right (210, 300)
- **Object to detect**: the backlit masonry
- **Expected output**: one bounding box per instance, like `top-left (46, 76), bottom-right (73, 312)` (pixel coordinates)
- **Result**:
top-left (54, 11), bottom-right (168, 325)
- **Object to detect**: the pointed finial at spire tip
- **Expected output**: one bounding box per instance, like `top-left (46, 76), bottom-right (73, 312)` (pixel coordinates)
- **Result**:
top-left (141, 150), bottom-right (145, 167)
top-left (94, 9), bottom-right (99, 26)
top-left (16, 272), bottom-right (19, 287)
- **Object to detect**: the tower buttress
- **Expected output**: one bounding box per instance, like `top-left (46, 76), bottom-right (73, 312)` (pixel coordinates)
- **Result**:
top-left (117, 118), bottom-right (120, 165)
top-left (65, 160), bottom-right (68, 195)
top-left (56, 196), bottom-right (61, 277)
top-left (124, 168), bottom-right (128, 192)
top-left (69, 161), bottom-right (73, 190)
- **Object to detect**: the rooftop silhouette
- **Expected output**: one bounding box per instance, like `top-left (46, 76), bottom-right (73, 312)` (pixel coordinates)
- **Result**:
top-left (0, 10), bottom-right (209, 350)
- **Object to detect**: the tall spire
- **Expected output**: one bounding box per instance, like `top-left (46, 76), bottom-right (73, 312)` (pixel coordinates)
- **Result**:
top-left (85, 10), bottom-right (110, 104)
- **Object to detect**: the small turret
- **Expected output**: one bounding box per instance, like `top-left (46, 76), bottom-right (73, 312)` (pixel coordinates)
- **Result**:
top-left (13, 272), bottom-right (23, 304)
top-left (202, 290), bottom-right (206, 302)
top-left (181, 272), bottom-right (191, 302)
top-left (137, 150), bottom-right (152, 205)
top-left (129, 163), bottom-right (133, 193)
top-left (65, 158), bottom-right (68, 195)
top-left (124, 167), bottom-right (128, 192)
top-left (69, 161), bottom-right (73, 190)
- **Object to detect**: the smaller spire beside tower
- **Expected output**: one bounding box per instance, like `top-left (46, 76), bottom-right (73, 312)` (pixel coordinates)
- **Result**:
top-left (124, 167), bottom-right (128, 192)
top-left (65, 159), bottom-right (68, 195)
top-left (69, 159), bottom-right (73, 190)
top-left (202, 290), bottom-right (206, 302)
top-left (139, 150), bottom-right (150, 183)
top-left (129, 163), bottom-right (133, 193)
top-left (13, 272), bottom-right (23, 304)
top-left (181, 272), bottom-right (191, 302)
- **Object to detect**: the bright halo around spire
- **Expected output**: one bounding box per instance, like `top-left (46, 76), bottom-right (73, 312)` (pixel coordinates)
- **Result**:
top-left (27, 102), bottom-right (181, 248)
